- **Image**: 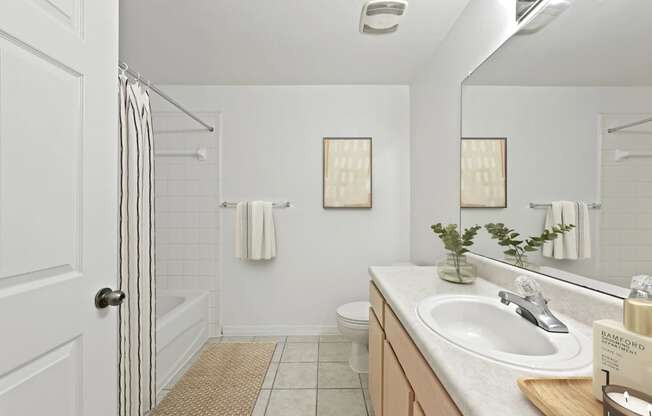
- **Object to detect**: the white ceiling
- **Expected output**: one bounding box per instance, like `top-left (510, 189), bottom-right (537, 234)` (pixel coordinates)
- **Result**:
top-left (466, 0), bottom-right (652, 86)
top-left (119, 0), bottom-right (470, 85)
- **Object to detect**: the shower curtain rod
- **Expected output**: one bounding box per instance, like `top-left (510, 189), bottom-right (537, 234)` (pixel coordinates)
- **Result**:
top-left (119, 62), bottom-right (215, 132)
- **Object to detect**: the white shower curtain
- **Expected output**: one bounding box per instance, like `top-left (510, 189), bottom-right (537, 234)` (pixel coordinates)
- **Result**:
top-left (118, 75), bottom-right (156, 416)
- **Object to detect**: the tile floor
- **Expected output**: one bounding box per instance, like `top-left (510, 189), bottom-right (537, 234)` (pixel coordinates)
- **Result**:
top-left (158, 335), bottom-right (373, 416)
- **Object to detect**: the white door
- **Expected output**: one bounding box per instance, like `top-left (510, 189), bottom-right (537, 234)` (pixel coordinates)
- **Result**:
top-left (0, 1), bottom-right (119, 415)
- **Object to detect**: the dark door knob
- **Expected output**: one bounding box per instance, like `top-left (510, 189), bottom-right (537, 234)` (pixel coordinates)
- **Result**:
top-left (95, 288), bottom-right (126, 309)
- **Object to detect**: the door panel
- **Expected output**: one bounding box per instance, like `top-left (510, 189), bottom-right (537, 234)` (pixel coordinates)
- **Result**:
top-left (0, 35), bottom-right (81, 279)
top-left (369, 308), bottom-right (384, 416)
top-left (383, 340), bottom-right (413, 416)
top-left (30, 0), bottom-right (82, 34)
top-left (0, 0), bottom-right (118, 414)
top-left (0, 338), bottom-right (82, 415)
top-left (413, 401), bottom-right (425, 416)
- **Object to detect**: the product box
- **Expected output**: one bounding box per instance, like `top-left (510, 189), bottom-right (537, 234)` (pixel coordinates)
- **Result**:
top-left (593, 320), bottom-right (652, 400)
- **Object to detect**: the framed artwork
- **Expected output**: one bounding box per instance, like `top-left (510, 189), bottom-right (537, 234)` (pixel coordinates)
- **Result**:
top-left (323, 137), bottom-right (372, 209)
top-left (460, 138), bottom-right (507, 208)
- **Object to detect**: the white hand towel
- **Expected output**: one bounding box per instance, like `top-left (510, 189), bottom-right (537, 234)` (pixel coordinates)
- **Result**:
top-left (543, 201), bottom-right (564, 258)
top-left (542, 200), bottom-right (591, 260)
top-left (243, 201), bottom-right (276, 261)
top-left (560, 201), bottom-right (578, 260)
top-left (577, 202), bottom-right (591, 259)
top-left (235, 201), bottom-right (248, 260)
top-left (262, 202), bottom-right (277, 259)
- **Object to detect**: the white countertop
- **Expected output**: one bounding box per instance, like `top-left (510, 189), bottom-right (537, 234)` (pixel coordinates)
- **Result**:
top-left (369, 266), bottom-right (594, 416)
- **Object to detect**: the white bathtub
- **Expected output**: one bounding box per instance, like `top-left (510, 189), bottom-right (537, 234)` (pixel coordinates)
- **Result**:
top-left (156, 291), bottom-right (209, 393)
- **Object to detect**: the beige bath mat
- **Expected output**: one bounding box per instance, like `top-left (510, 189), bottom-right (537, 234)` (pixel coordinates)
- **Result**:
top-left (152, 342), bottom-right (275, 416)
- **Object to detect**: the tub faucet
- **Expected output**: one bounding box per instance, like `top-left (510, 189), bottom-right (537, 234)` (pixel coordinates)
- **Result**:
top-left (498, 276), bottom-right (568, 333)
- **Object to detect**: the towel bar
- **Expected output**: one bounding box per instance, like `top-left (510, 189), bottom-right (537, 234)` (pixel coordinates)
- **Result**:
top-left (220, 201), bottom-right (291, 208)
top-left (529, 202), bottom-right (601, 209)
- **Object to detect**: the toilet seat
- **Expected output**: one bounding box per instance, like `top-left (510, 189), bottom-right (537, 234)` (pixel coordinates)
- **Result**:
top-left (336, 301), bottom-right (370, 325)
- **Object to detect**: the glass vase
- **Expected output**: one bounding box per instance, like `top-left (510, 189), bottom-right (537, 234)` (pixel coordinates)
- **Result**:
top-left (436, 253), bottom-right (476, 284)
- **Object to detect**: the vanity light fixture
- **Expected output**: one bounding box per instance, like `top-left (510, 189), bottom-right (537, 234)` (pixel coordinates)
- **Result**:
top-left (517, 0), bottom-right (571, 34)
top-left (516, 0), bottom-right (540, 21)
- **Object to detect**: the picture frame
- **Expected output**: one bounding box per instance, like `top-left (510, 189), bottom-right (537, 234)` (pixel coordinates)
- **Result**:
top-left (460, 137), bottom-right (507, 208)
top-left (323, 137), bottom-right (372, 209)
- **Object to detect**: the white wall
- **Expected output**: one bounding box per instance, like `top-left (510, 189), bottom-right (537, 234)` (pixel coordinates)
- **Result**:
top-left (410, 0), bottom-right (518, 264)
top-left (152, 86), bottom-right (410, 334)
top-left (461, 86), bottom-right (652, 280)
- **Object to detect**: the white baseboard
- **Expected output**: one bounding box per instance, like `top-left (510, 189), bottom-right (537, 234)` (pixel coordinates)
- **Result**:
top-left (221, 325), bottom-right (339, 337)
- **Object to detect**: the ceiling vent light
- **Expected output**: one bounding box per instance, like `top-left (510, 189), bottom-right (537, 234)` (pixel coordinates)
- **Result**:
top-left (360, 0), bottom-right (408, 35)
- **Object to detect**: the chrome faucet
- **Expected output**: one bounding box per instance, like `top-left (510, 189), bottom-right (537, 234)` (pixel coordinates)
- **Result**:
top-left (498, 276), bottom-right (569, 333)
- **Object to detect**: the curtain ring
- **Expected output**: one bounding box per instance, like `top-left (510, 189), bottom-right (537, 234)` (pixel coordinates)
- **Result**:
top-left (118, 63), bottom-right (128, 79)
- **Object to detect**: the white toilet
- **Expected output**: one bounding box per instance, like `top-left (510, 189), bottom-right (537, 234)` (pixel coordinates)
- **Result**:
top-left (336, 301), bottom-right (370, 373)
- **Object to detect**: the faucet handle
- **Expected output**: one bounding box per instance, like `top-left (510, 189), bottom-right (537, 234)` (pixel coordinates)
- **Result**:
top-left (629, 275), bottom-right (652, 299)
top-left (515, 275), bottom-right (541, 298)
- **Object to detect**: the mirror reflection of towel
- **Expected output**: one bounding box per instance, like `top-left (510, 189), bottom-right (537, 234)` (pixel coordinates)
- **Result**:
top-left (542, 201), bottom-right (591, 260)
top-left (576, 202), bottom-right (591, 259)
top-left (235, 201), bottom-right (277, 260)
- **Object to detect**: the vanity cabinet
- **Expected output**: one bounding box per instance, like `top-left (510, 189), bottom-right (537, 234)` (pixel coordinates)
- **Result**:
top-left (369, 281), bottom-right (462, 416)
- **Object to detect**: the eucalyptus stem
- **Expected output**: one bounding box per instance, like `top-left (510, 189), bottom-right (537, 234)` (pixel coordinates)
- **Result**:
top-left (485, 222), bottom-right (575, 268)
top-left (452, 253), bottom-right (462, 282)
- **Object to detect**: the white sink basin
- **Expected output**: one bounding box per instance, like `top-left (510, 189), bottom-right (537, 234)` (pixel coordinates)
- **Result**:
top-left (416, 295), bottom-right (592, 372)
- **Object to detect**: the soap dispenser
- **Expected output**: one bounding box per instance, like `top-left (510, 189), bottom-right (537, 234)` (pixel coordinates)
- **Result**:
top-left (624, 275), bottom-right (652, 336)
top-left (592, 275), bottom-right (652, 401)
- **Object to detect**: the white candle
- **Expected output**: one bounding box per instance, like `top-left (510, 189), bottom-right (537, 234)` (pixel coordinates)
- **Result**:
top-left (607, 391), bottom-right (652, 416)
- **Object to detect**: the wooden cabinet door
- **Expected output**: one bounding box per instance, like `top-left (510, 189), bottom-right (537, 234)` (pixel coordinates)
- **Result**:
top-left (383, 340), bottom-right (414, 416)
top-left (413, 401), bottom-right (425, 416)
top-left (369, 308), bottom-right (384, 416)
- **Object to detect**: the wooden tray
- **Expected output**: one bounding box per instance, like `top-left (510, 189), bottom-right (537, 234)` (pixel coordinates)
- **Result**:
top-left (517, 377), bottom-right (603, 416)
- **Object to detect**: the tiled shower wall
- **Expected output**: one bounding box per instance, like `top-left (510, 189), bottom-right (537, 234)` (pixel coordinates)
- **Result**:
top-left (154, 113), bottom-right (221, 336)
top-left (600, 114), bottom-right (652, 287)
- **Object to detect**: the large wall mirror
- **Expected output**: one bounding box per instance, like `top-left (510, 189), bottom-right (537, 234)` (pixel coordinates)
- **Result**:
top-left (461, 0), bottom-right (652, 297)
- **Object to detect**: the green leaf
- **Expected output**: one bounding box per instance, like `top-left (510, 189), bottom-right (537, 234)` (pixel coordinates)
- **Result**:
top-left (431, 222), bottom-right (481, 256)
